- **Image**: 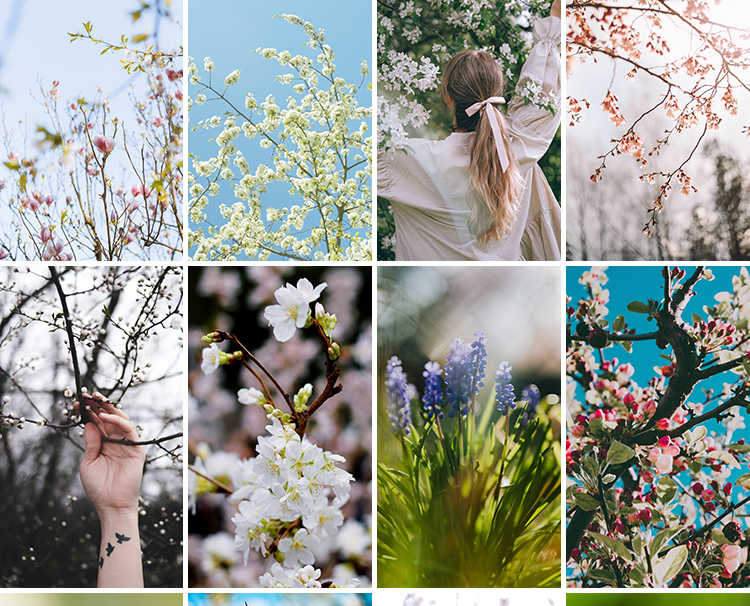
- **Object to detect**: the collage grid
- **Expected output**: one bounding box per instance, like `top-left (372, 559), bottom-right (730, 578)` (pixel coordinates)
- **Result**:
top-left (0, 0), bottom-right (749, 605)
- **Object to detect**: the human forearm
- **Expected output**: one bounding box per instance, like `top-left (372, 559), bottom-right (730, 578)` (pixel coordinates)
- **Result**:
top-left (96, 507), bottom-right (144, 588)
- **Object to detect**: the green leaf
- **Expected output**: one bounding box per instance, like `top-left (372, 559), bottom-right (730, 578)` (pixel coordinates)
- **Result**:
top-left (588, 417), bottom-right (606, 439)
top-left (589, 531), bottom-right (634, 562)
top-left (588, 569), bottom-right (617, 586)
top-left (602, 473), bottom-right (616, 484)
top-left (627, 301), bottom-right (650, 314)
top-left (133, 34), bottom-right (148, 43)
top-left (618, 340), bottom-right (633, 353)
top-left (612, 315), bottom-right (626, 332)
top-left (573, 491), bottom-right (601, 512)
top-left (728, 443), bottom-right (750, 454)
top-left (692, 313), bottom-right (703, 323)
top-left (607, 441), bottom-right (635, 465)
top-left (653, 545), bottom-right (688, 587)
top-left (651, 525), bottom-right (682, 556)
top-left (688, 461), bottom-right (702, 473)
top-left (19, 173), bottom-right (27, 192)
top-left (581, 455), bottom-right (600, 481)
top-left (3, 160), bottom-right (20, 170)
top-left (735, 472), bottom-right (750, 487)
top-left (656, 476), bottom-right (678, 505)
top-left (687, 426), bottom-right (707, 444)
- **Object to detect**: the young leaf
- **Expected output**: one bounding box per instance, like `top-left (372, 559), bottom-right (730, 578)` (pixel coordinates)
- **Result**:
top-left (627, 301), bottom-right (650, 314)
top-left (652, 545), bottom-right (688, 587)
top-left (606, 441), bottom-right (635, 465)
top-left (573, 491), bottom-right (601, 512)
top-left (612, 314), bottom-right (625, 332)
top-left (589, 531), bottom-right (634, 562)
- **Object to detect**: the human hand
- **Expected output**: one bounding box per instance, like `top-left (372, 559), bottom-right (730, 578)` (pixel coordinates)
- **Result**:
top-left (77, 393), bottom-right (145, 515)
top-left (551, 0), bottom-right (562, 19)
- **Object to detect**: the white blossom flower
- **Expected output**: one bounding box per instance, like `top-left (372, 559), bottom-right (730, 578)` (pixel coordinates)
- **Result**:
top-left (201, 342), bottom-right (225, 374)
top-left (238, 387), bottom-right (265, 406)
top-left (263, 279), bottom-right (327, 342)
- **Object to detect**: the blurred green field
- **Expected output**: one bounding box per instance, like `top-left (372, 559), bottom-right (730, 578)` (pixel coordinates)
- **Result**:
top-left (5, 596), bottom-right (181, 606)
top-left (568, 595), bottom-right (750, 606)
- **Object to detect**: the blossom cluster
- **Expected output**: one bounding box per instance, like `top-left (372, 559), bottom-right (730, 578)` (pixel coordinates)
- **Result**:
top-left (386, 330), bottom-right (541, 431)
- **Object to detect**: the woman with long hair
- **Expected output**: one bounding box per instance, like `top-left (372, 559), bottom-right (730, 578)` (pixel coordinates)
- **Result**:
top-left (378, 1), bottom-right (562, 261)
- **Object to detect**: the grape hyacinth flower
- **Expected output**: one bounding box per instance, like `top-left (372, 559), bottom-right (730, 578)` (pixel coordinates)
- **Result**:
top-left (519, 384), bottom-right (541, 428)
top-left (495, 361), bottom-right (515, 415)
top-left (422, 361), bottom-right (444, 420)
top-left (386, 356), bottom-right (413, 435)
top-left (445, 338), bottom-right (473, 417)
top-left (468, 330), bottom-right (488, 396)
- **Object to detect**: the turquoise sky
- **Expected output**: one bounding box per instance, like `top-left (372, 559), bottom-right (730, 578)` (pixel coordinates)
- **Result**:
top-left (188, 0), bottom-right (373, 259)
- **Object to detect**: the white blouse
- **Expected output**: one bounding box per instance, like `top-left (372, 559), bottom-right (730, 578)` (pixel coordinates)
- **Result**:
top-left (378, 16), bottom-right (562, 261)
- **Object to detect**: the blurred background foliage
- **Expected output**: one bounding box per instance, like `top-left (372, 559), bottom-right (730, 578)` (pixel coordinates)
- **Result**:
top-left (5, 596), bottom-right (182, 606)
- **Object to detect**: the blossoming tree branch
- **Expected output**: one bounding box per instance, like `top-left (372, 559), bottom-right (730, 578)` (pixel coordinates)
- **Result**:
top-left (187, 14), bottom-right (372, 261)
top-left (0, 6), bottom-right (183, 261)
top-left (567, 0), bottom-right (750, 236)
top-left (567, 266), bottom-right (750, 588)
top-left (191, 278), bottom-right (361, 588)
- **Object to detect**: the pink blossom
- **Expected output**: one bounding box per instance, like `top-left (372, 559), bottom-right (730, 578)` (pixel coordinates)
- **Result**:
top-left (132, 184), bottom-right (143, 197)
top-left (0, 248), bottom-right (8, 260)
top-left (42, 240), bottom-right (64, 261)
top-left (654, 453), bottom-right (673, 475)
top-left (93, 135), bottom-right (115, 154)
top-left (88, 165), bottom-right (97, 176)
top-left (124, 232), bottom-right (135, 245)
top-left (153, 117), bottom-right (164, 127)
top-left (165, 68), bottom-right (181, 81)
top-left (21, 196), bottom-right (40, 212)
top-left (175, 90), bottom-right (183, 101)
top-left (128, 200), bottom-right (140, 213)
top-left (40, 226), bottom-right (52, 243)
top-left (45, 195), bottom-right (54, 206)
top-left (721, 544), bottom-right (745, 574)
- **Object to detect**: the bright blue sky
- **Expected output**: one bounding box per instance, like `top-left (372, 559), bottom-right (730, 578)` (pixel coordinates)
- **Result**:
top-left (0, 0), bottom-right (182, 141)
top-left (567, 265), bottom-right (750, 455)
top-left (187, 0), bottom-right (372, 259)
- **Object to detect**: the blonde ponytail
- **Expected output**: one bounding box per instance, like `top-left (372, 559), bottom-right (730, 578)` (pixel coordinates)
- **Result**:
top-left (442, 50), bottom-right (523, 244)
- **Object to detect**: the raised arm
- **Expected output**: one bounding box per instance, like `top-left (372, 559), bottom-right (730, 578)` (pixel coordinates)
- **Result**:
top-left (506, 11), bottom-right (562, 166)
top-left (78, 393), bottom-right (145, 588)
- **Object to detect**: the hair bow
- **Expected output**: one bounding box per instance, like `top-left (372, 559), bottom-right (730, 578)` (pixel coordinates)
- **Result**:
top-left (465, 96), bottom-right (509, 172)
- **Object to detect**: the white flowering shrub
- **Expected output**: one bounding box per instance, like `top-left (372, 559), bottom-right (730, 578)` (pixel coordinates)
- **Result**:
top-left (0, 266), bottom-right (183, 587)
top-left (0, 5), bottom-right (183, 262)
top-left (376, 0), bottom-right (560, 259)
top-left (188, 14), bottom-right (372, 261)
top-left (188, 267), bottom-right (372, 588)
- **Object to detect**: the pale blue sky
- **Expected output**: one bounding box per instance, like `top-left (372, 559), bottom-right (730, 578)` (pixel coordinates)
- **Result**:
top-left (187, 0), bottom-right (373, 259)
top-left (0, 0), bottom-right (182, 137)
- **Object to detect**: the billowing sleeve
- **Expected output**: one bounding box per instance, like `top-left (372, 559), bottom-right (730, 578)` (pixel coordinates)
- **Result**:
top-left (506, 16), bottom-right (561, 166)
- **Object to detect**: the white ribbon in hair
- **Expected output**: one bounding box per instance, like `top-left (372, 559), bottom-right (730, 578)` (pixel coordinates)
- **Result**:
top-left (465, 96), bottom-right (509, 172)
